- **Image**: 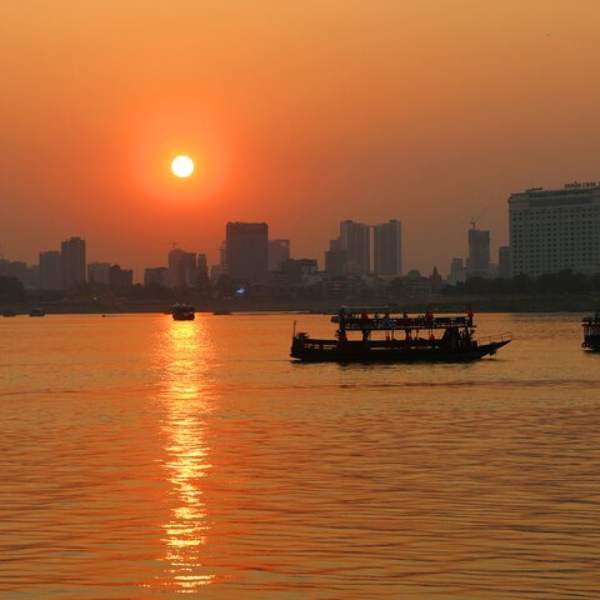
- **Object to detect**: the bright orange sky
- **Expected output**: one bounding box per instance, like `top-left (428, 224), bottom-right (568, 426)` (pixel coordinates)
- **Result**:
top-left (2, 1), bottom-right (600, 277)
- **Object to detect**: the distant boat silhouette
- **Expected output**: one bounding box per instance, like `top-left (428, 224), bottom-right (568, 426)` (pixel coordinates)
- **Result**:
top-left (29, 308), bottom-right (46, 317)
top-left (171, 303), bottom-right (195, 321)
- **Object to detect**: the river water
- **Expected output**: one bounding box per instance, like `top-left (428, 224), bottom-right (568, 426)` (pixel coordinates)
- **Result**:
top-left (1, 313), bottom-right (599, 599)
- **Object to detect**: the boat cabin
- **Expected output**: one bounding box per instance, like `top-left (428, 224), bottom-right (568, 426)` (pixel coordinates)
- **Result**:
top-left (331, 307), bottom-right (475, 349)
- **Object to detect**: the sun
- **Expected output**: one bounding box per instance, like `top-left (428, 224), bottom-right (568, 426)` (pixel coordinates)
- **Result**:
top-left (171, 155), bottom-right (194, 178)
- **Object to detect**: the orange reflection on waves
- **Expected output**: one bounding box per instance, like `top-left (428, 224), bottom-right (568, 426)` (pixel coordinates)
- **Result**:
top-left (157, 317), bottom-right (215, 592)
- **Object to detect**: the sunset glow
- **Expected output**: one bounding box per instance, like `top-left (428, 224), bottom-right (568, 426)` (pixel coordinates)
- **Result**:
top-left (171, 155), bottom-right (195, 178)
top-left (3, 1), bottom-right (600, 275)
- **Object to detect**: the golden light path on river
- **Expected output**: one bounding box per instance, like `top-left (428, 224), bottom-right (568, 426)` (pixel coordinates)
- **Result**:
top-left (156, 318), bottom-right (215, 592)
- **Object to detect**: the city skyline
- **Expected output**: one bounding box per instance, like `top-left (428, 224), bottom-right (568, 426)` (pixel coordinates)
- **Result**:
top-left (4, 177), bottom-right (600, 287)
top-left (1, 207), bottom-right (503, 280)
top-left (0, 215), bottom-right (457, 286)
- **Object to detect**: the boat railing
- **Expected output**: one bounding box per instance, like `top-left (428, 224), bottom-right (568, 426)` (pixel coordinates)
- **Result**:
top-left (582, 319), bottom-right (600, 326)
top-left (331, 315), bottom-right (473, 330)
top-left (477, 331), bottom-right (512, 345)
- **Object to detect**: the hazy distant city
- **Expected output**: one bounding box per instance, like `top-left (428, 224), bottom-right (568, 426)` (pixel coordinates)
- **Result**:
top-left (2, 180), bottom-right (600, 311)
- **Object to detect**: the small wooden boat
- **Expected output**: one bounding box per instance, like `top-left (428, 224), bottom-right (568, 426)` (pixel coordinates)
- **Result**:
top-left (2, 310), bottom-right (17, 317)
top-left (582, 312), bottom-right (600, 351)
top-left (29, 308), bottom-right (46, 317)
top-left (291, 308), bottom-right (511, 363)
top-left (172, 303), bottom-right (195, 321)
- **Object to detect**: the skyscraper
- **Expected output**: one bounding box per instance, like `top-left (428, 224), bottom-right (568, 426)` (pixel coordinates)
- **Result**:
top-left (226, 222), bottom-right (269, 284)
top-left (61, 237), bottom-right (86, 289)
top-left (339, 220), bottom-right (370, 274)
top-left (467, 227), bottom-right (490, 278)
top-left (39, 250), bottom-right (62, 290)
top-left (373, 219), bottom-right (402, 277)
top-left (268, 239), bottom-right (291, 272)
top-left (168, 248), bottom-right (197, 288)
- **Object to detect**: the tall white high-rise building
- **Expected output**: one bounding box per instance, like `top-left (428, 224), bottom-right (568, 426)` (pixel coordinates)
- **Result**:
top-left (509, 182), bottom-right (600, 277)
top-left (373, 219), bottom-right (402, 277)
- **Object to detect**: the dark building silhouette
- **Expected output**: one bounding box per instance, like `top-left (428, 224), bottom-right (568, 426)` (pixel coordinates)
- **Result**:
top-left (39, 250), bottom-right (62, 290)
top-left (144, 267), bottom-right (168, 287)
top-left (374, 219), bottom-right (402, 277)
top-left (196, 253), bottom-right (210, 289)
top-left (168, 248), bottom-right (197, 288)
top-left (340, 220), bottom-right (370, 274)
top-left (226, 222), bottom-right (269, 284)
top-left (24, 265), bottom-right (39, 290)
top-left (61, 236), bottom-right (86, 289)
top-left (467, 226), bottom-right (490, 278)
top-left (448, 257), bottom-right (466, 285)
top-left (0, 260), bottom-right (27, 287)
top-left (429, 266), bottom-right (443, 292)
top-left (268, 239), bottom-right (290, 272)
top-left (109, 264), bottom-right (133, 293)
top-left (325, 238), bottom-right (347, 275)
top-left (87, 262), bottom-right (111, 285)
top-left (498, 246), bottom-right (512, 279)
top-left (280, 258), bottom-right (317, 283)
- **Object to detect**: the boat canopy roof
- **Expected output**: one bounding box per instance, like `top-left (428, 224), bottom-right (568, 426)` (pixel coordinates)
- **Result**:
top-left (582, 313), bottom-right (600, 325)
top-left (331, 309), bottom-right (474, 331)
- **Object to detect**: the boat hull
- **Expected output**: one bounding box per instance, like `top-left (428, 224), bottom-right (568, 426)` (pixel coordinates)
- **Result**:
top-left (172, 313), bottom-right (195, 321)
top-left (291, 340), bottom-right (510, 363)
top-left (583, 335), bottom-right (600, 351)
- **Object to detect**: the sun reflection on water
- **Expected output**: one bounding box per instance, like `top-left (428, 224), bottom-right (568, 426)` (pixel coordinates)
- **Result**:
top-left (156, 317), bottom-right (215, 592)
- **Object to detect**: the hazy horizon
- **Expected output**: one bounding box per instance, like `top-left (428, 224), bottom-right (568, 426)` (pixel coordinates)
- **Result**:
top-left (2, 1), bottom-right (600, 276)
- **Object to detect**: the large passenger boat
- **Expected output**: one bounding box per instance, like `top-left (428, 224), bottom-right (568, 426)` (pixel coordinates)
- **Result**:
top-left (291, 308), bottom-right (511, 363)
top-left (582, 312), bottom-right (600, 351)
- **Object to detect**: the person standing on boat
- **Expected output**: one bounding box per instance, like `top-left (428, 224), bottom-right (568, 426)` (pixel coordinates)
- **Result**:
top-left (425, 310), bottom-right (434, 327)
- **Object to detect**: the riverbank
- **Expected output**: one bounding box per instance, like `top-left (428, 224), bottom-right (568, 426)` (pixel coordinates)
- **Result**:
top-left (2, 291), bottom-right (600, 315)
